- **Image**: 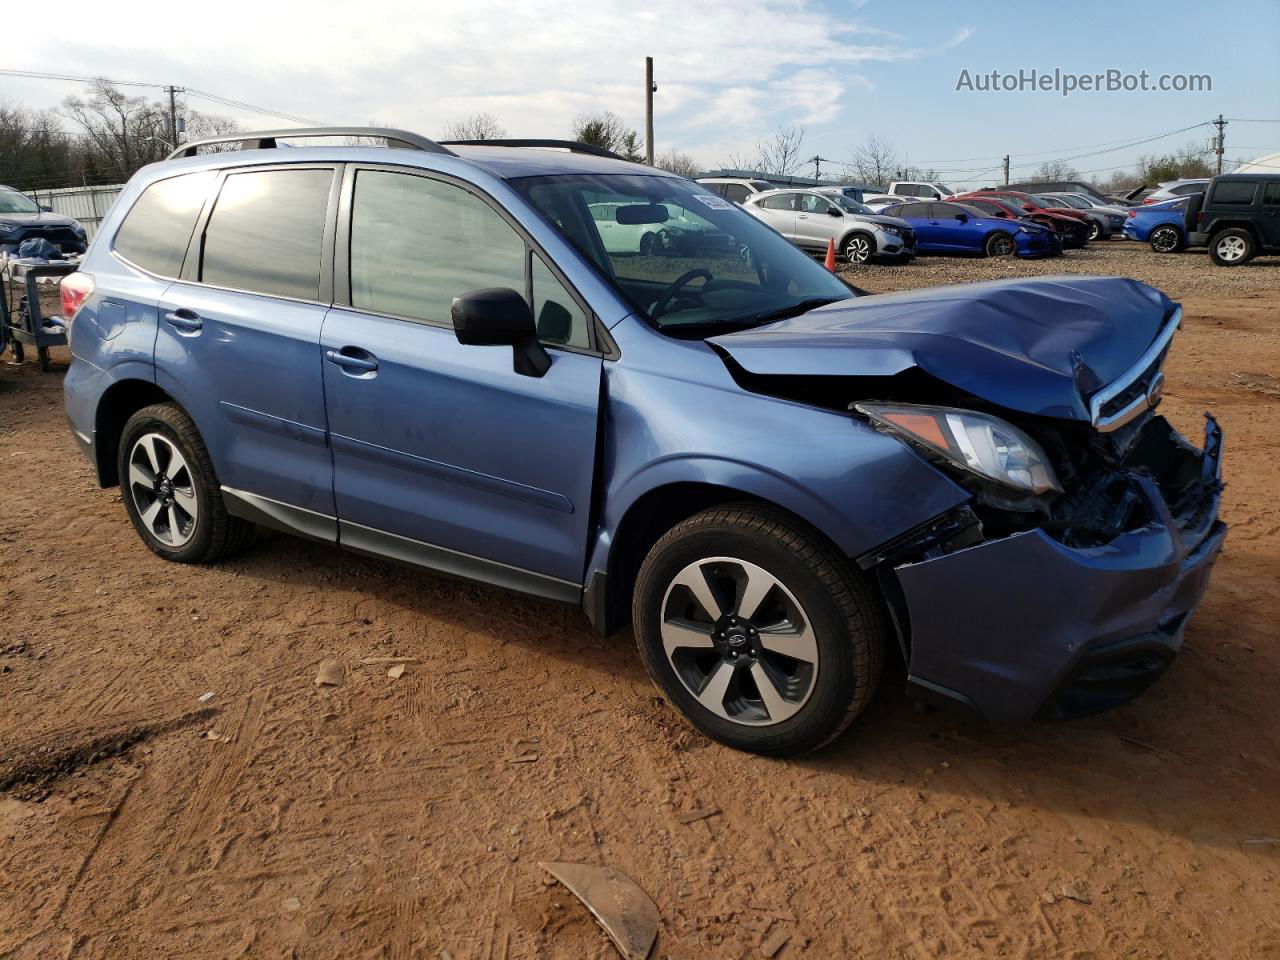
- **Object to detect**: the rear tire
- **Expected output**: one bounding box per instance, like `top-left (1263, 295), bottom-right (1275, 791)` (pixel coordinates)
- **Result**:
top-left (632, 504), bottom-right (886, 755)
top-left (984, 231), bottom-right (1016, 258)
top-left (1209, 228), bottom-right (1255, 266)
top-left (1149, 225), bottom-right (1184, 254)
top-left (1087, 220), bottom-right (1102, 242)
top-left (118, 403), bottom-right (254, 564)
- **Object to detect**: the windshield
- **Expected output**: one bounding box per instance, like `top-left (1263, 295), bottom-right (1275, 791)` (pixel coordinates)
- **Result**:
top-left (1032, 195), bottom-right (1065, 207)
top-left (998, 195), bottom-right (1035, 211)
top-left (1050, 194), bottom-right (1088, 209)
top-left (0, 190), bottom-right (40, 214)
top-left (934, 183), bottom-right (955, 196)
top-left (512, 174), bottom-right (854, 334)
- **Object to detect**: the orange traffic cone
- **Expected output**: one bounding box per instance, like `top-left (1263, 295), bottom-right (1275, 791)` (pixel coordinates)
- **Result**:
top-left (824, 237), bottom-right (837, 271)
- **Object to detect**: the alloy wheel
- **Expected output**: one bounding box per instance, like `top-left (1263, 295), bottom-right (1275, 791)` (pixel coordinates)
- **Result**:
top-left (845, 236), bottom-right (872, 263)
top-left (127, 432), bottom-right (198, 547)
top-left (1215, 235), bottom-right (1247, 262)
top-left (660, 557), bottom-right (818, 726)
top-left (1150, 226), bottom-right (1180, 253)
top-left (989, 235), bottom-right (1015, 257)
top-left (1088, 221), bottom-right (1102, 241)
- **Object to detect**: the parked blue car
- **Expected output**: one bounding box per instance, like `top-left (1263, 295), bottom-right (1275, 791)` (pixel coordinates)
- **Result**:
top-left (62, 128), bottom-right (1224, 755)
top-left (1123, 197), bottom-right (1191, 252)
top-left (880, 200), bottom-right (1061, 257)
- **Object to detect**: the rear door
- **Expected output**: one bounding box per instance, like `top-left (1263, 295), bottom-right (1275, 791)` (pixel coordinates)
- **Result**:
top-left (320, 166), bottom-right (602, 592)
top-left (155, 164), bottom-right (340, 520)
top-left (1261, 182), bottom-right (1280, 246)
top-left (751, 192), bottom-right (799, 240)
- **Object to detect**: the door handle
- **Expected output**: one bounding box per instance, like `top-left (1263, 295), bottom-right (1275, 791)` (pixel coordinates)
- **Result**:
top-left (164, 309), bottom-right (202, 332)
top-left (325, 347), bottom-right (379, 373)
top-left (798, 214), bottom-right (810, 219)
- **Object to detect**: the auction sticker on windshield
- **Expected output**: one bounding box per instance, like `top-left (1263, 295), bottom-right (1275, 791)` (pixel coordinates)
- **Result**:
top-left (692, 194), bottom-right (733, 210)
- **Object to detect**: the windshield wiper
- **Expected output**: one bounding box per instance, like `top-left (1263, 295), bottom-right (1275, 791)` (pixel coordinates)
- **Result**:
top-left (741, 297), bottom-right (846, 327)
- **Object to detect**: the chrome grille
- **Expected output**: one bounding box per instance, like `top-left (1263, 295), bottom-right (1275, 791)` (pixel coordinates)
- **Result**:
top-left (1088, 308), bottom-right (1181, 433)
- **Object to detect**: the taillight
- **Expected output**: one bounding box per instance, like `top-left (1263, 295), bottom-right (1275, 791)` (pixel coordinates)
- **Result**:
top-left (59, 272), bottom-right (94, 326)
top-left (1128, 209), bottom-right (1137, 218)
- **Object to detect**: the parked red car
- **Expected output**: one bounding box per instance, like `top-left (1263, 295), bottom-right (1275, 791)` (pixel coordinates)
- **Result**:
top-left (959, 191), bottom-right (1090, 248)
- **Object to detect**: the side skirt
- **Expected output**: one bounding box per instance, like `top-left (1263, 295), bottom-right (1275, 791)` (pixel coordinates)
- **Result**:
top-left (221, 485), bottom-right (581, 604)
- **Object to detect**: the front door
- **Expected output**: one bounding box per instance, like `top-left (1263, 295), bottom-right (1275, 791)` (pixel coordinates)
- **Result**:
top-left (155, 164), bottom-right (339, 519)
top-left (320, 167), bottom-right (602, 593)
top-left (794, 193), bottom-right (840, 251)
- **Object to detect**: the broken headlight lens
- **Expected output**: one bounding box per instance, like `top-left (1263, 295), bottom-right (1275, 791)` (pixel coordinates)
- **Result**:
top-left (856, 403), bottom-right (1062, 496)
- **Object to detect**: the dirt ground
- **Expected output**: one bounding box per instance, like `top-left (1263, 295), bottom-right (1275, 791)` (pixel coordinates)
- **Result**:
top-left (1, 243), bottom-right (1278, 959)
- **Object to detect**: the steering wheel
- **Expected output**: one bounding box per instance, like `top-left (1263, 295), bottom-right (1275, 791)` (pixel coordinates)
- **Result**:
top-left (650, 269), bottom-right (713, 319)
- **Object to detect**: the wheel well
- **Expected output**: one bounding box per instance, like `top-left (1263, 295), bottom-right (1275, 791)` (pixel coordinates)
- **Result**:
top-left (598, 483), bottom-right (837, 635)
top-left (841, 229), bottom-right (875, 250)
top-left (94, 380), bottom-right (175, 486)
top-left (1208, 220), bottom-right (1260, 242)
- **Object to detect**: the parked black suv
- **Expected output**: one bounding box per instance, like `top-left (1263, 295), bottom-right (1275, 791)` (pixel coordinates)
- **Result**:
top-left (1187, 173), bottom-right (1280, 266)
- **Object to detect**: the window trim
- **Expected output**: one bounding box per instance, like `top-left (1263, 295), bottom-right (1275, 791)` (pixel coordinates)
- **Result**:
top-left (109, 169), bottom-right (220, 282)
top-left (333, 162), bottom-right (608, 358)
top-left (179, 161), bottom-right (343, 307)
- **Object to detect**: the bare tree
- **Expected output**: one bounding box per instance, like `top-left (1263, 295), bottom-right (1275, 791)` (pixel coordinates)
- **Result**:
top-left (756, 123), bottom-right (806, 176)
top-left (849, 132), bottom-right (899, 187)
top-left (655, 149), bottom-right (701, 178)
top-left (572, 111), bottom-right (644, 162)
top-left (1034, 159), bottom-right (1081, 180)
top-left (441, 113), bottom-right (507, 141)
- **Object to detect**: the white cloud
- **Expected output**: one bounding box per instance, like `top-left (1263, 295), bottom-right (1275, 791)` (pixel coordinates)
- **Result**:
top-left (20, 0), bottom-right (929, 165)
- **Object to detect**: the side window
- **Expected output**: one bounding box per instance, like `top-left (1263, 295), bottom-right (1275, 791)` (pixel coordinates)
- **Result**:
top-left (201, 169), bottom-right (333, 300)
top-left (900, 202), bottom-right (929, 218)
top-left (350, 170), bottom-right (525, 325)
top-left (532, 255), bottom-right (590, 349)
top-left (759, 193), bottom-right (796, 210)
top-left (723, 184), bottom-right (750, 204)
top-left (895, 185), bottom-right (917, 197)
top-left (1264, 182), bottom-right (1280, 206)
top-left (1210, 181), bottom-right (1256, 205)
top-left (798, 194), bottom-right (832, 214)
top-left (113, 171), bottom-right (215, 277)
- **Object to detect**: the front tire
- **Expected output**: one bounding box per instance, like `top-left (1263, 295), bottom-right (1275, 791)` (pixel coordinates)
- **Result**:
top-left (633, 505), bottom-right (886, 755)
top-left (1087, 220), bottom-right (1102, 242)
top-left (843, 232), bottom-right (874, 264)
top-left (118, 403), bottom-right (254, 564)
top-left (1209, 228), bottom-right (1254, 266)
top-left (984, 231), bottom-right (1016, 258)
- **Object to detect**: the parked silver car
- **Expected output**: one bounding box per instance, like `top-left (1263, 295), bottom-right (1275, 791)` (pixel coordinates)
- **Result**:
top-left (1039, 192), bottom-right (1127, 240)
top-left (744, 189), bottom-right (916, 263)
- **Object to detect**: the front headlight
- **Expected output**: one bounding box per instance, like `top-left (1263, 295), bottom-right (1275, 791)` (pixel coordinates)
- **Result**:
top-left (855, 403), bottom-right (1062, 496)
top-left (0, 222), bottom-right (16, 237)
top-left (881, 225), bottom-right (901, 237)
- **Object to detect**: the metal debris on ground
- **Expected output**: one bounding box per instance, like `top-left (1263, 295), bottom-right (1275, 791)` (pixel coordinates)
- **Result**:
top-left (359, 656), bottom-right (421, 665)
top-left (677, 808), bottom-right (721, 824)
top-left (539, 862), bottom-right (659, 960)
top-left (197, 691), bottom-right (215, 703)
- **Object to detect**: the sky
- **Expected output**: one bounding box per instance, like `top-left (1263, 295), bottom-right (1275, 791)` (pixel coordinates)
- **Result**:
top-left (5, 0), bottom-right (1279, 185)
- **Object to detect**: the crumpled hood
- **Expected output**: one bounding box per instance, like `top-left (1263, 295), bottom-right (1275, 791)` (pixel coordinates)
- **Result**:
top-left (710, 277), bottom-right (1176, 422)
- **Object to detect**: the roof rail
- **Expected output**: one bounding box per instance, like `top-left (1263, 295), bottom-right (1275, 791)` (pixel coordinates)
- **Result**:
top-left (438, 138), bottom-right (628, 162)
top-left (166, 127), bottom-right (457, 161)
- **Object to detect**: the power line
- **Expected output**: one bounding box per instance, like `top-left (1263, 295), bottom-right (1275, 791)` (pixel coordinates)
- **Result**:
top-left (0, 68), bottom-right (325, 127)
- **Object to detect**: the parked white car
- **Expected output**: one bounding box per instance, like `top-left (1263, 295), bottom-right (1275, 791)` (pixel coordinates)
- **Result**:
top-left (1143, 179), bottom-right (1210, 204)
top-left (695, 177), bottom-right (777, 204)
top-left (587, 201), bottom-right (731, 256)
top-left (887, 181), bottom-right (956, 200)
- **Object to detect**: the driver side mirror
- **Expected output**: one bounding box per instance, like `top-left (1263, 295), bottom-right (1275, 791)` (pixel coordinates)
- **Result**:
top-left (826, 207), bottom-right (842, 217)
top-left (39, 204), bottom-right (53, 213)
top-left (451, 288), bottom-right (551, 378)
top-left (955, 213), bottom-right (969, 222)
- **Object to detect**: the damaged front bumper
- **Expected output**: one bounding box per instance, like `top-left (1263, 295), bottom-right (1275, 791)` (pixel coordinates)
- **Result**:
top-left (892, 415), bottom-right (1225, 726)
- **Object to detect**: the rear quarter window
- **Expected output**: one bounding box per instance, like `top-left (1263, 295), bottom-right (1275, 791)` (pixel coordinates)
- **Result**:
top-left (113, 171), bottom-right (216, 277)
top-left (1210, 181), bottom-right (1257, 205)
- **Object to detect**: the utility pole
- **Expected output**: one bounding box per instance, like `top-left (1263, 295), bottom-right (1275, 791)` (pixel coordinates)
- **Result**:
top-left (1001, 154), bottom-right (1010, 185)
top-left (809, 155), bottom-right (830, 181)
top-left (644, 58), bottom-right (656, 166)
top-left (1213, 114), bottom-right (1227, 175)
top-left (165, 85), bottom-right (183, 148)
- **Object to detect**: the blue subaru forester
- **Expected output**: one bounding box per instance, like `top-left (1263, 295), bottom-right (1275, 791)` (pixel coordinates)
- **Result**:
top-left (62, 128), bottom-right (1225, 755)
